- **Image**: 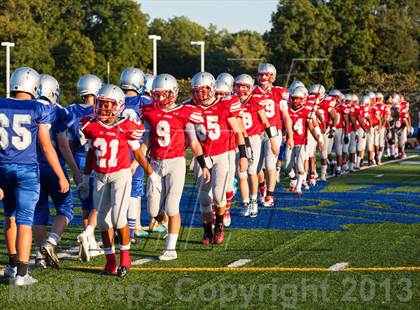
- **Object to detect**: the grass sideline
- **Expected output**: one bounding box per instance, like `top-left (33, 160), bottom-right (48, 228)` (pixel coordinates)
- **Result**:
top-left (0, 156), bottom-right (419, 309)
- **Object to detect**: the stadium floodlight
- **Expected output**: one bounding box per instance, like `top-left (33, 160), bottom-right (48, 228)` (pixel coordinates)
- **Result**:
top-left (191, 41), bottom-right (205, 72)
top-left (1, 42), bottom-right (15, 98)
top-left (148, 35), bottom-right (161, 75)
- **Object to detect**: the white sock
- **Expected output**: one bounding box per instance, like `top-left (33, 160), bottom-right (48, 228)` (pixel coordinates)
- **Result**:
top-left (47, 232), bottom-right (61, 246)
top-left (104, 246), bottom-right (115, 255)
top-left (165, 234), bottom-right (178, 250)
top-left (249, 195), bottom-right (257, 201)
top-left (378, 151), bottom-right (383, 161)
top-left (296, 174), bottom-right (304, 192)
top-left (85, 225), bottom-right (94, 237)
top-left (349, 162), bottom-right (353, 170)
top-left (321, 165), bottom-right (327, 176)
top-left (119, 243), bottom-right (130, 251)
top-left (289, 169), bottom-right (296, 179)
top-left (356, 157), bottom-right (361, 168)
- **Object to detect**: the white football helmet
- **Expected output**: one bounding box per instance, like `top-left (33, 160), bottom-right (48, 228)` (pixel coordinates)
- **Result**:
top-left (120, 67), bottom-right (145, 94)
top-left (375, 92), bottom-right (384, 103)
top-left (77, 74), bottom-right (102, 97)
top-left (288, 80), bottom-right (305, 94)
top-left (10, 67), bottom-right (40, 98)
top-left (215, 80), bottom-right (232, 98)
top-left (344, 94), bottom-right (353, 103)
top-left (216, 73), bottom-right (234, 88)
top-left (359, 95), bottom-right (370, 106)
top-left (391, 93), bottom-right (400, 106)
top-left (328, 89), bottom-right (343, 103)
top-left (234, 74), bottom-right (254, 97)
top-left (151, 74), bottom-right (179, 109)
top-left (143, 74), bottom-right (155, 95)
top-left (257, 63), bottom-right (276, 85)
top-left (191, 72), bottom-right (216, 104)
top-left (308, 84), bottom-right (326, 100)
top-left (351, 94), bottom-right (359, 104)
top-left (38, 74), bottom-right (60, 105)
top-left (290, 86), bottom-right (307, 109)
top-left (94, 84), bottom-right (125, 122)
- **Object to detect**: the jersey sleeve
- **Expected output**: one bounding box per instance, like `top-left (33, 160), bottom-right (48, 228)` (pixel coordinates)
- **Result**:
top-left (276, 88), bottom-right (289, 111)
top-left (35, 100), bottom-right (55, 125)
top-left (125, 119), bottom-right (145, 151)
top-left (225, 97), bottom-right (242, 118)
top-left (184, 105), bottom-right (204, 124)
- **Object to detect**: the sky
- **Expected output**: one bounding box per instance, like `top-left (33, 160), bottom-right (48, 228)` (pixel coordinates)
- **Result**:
top-left (138, 0), bottom-right (279, 34)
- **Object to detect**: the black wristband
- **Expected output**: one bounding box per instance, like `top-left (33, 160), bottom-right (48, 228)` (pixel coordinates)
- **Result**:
top-left (238, 144), bottom-right (247, 158)
top-left (244, 137), bottom-right (251, 148)
top-left (196, 155), bottom-right (207, 169)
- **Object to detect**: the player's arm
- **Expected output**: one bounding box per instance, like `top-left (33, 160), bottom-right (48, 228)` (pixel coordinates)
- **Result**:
top-left (38, 124), bottom-right (70, 193)
top-left (343, 112), bottom-right (350, 136)
top-left (349, 111), bottom-right (358, 132)
top-left (186, 123), bottom-right (211, 183)
top-left (281, 108), bottom-right (294, 148)
top-left (308, 121), bottom-right (323, 150)
top-left (227, 117), bottom-right (248, 173)
top-left (355, 113), bottom-right (367, 133)
top-left (257, 109), bottom-right (279, 155)
top-left (328, 107), bottom-right (338, 128)
top-left (56, 131), bottom-right (83, 184)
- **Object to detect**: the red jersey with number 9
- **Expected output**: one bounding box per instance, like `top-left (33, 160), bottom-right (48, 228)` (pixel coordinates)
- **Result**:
top-left (141, 104), bottom-right (204, 160)
top-left (253, 86), bottom-right (289, 130)
top-left (289, 106), bottom-right (313, 145)
top-left (81, 117), bottom-right (145, 174)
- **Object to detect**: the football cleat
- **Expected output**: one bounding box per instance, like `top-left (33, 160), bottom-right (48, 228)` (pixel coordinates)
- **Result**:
top-left (202, 231), bottom-right (212, 245)
top-left (117, 266), bottom-right (129, 278)
top-left (240, 203), bottom-right (250, 217)
top-left (303, 181), bottom-right (310, 190)
top-left (159, 250), bottom-right (177, 261)
top-left (250, 199), bottom-right (258, 217)
top-left (289, 183), bottom-right (296, 193)
top-left (35, 258), bottom-right (47, 269)
top-left (134, 229), bottom-right (149, 238)
top-left (309, 175), bottom-right (317, 186)
top-left (3, 265), bottom-right (17, 278)
top-left (101, 264), bottom-right (118, 276)
top-left (77, 232), bottom-right (90, 262)
top-left (223, 208), bottom-right (231, 227)
top-left (40, 241), bottom-right (60, 269)
top-left (10, 274), bottom-right (38, 286)
top-left (296, 190), bottom-right (303, 196)
top-left (276, 167), bottom-right (281, 183)
top-left (214, 223), bottom-right (225, 244)
top-left (263, 196), bottom-right (274, 207)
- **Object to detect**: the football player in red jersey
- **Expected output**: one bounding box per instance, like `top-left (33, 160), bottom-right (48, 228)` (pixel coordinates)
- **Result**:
top-left (397, 93), bottom-right (412, 159)
top-left (187, 72), bottom-right (247, 244)
top-left (332, 91), bottom-right (350, 174)
top-left (141, 74), bottom-right (210, 260)
top-left (253, 63), bottom-right (293, 207)
top-left (80, 84), bottom-right (153, 277)
top-left (286, 86), bottom-right (322, 194)
top-left (234, 74), bottom-right (279, 217)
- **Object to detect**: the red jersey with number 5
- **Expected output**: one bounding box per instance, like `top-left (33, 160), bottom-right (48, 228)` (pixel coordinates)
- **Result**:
top-left (289, 106), bottom-right (313, 145)
top-left (141, 104), bottom-right (203, 160)
top-left (81, 117), bottom-right (145, 174)
top-left (185, 96), bottom-right (241, 156)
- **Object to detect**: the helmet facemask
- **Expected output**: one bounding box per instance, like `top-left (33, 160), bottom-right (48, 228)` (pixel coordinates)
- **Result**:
top-left (152, 89), bottom-right (177, 110)
top-left (94, 97), bottom-right (122, 123)
top-left (234, 83), bottom-right (252, 100)
top-left (193, 85), bottom-right (215, 106)
top-left (257, 72), bottom-right (274, 88)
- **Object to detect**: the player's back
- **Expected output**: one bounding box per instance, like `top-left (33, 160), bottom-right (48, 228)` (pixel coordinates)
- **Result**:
top-left (0, 98), bottom-right (51, 165)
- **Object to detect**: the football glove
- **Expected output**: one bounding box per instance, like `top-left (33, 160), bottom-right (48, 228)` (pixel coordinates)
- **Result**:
top-left (343, 136), bottom-right (349, 144)
top-left (328, 127), bottom-right (336, 139)
top-left (149, 172), bottom-right (162, 192)
top-left (76, 175), bottom-right (90, 200)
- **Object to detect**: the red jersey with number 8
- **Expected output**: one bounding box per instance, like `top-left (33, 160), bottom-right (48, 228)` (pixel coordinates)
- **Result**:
top-left (81, 117), bottom-right (145, 174)
top-left (141, 104), bottom-right (204, 160)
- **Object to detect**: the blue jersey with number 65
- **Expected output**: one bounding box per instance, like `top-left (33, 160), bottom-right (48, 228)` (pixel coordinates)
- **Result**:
top-left (0, 98), bottom-right (53, 165)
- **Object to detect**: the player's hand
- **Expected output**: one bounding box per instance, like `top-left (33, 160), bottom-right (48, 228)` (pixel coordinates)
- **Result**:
top-left (202, 167), bottom-right (211, 183)
top-left (73, 169), bottom-right (83, 185)
top-left (0, 188), bottom-right (4, 200)
top-left (149, 172), bottom-right (162, 192)
top-left (362, 131), bottom-right (367, 139)
top-left (317, 142), bottom-right (323, 151)
top-left (76, 175), bottom-right (90, 199)
top-left (58, 177), bottom-right (70, 193)
top-left (328, 127), bottom-right (336, 139)
top-left (238, 157), bottom-right (248, 173)
top-left (287, 138), bottom-right (294, 149)
top-left (343, 135), bottom-right (349, 144)
top-left (189, 159), bottom-right (195, 171)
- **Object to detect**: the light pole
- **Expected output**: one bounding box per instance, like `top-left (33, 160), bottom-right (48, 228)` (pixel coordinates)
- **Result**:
top-left (148, 35), bottom-right (161, 76)
top-left (1, 42), bottom-right (15, 98)
top-left (191, 41), bottom-right (205, 72)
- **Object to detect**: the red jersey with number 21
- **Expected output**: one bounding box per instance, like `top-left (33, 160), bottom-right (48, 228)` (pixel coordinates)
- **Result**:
top-left (81, 117), bottom-right (145, 174)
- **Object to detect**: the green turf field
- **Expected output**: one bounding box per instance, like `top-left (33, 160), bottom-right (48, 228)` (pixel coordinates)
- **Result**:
top-left (0, 156), bottom-right (419, 309)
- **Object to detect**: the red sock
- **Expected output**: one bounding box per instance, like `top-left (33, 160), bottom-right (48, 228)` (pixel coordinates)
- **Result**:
top-left (120, 250), bottom-right (131, 269)
top-left (105, 253), bottom-right (117, 272)
top-left (226, 191), bottom-right (234, 209)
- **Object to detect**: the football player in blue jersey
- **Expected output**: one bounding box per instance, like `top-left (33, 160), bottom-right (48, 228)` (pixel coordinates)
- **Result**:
top-left (32, 74), bottom-right (82, 269)
top-left (0, 67), bottom-right (69, 286)
top-left (66, 74), bottom-right (103, 262)
top-left (119, 68), bottom-right (153, 241)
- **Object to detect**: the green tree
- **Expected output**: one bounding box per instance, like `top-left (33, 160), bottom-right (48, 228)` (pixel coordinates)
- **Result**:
top-left (266, 0), bottom-right (340, 88)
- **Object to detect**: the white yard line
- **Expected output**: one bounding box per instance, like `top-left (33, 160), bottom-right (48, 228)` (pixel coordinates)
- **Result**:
top-left (376, 174), bottom-right (384, 178)
top-left (131, 257), bottom-right (158, 266)
top-left (328, 262), bottom-right (350, 271)
top-left (227, 259), bottom-right (252, 268)
top-left (399, 161), bottom-right (420, 165)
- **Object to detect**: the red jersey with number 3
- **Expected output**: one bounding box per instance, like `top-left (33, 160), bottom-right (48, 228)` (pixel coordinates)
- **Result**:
top-left (185, 96), bottom-right (241, 156)
top-left (141, 104), bottom-right (203, 160)
top-left (253, 86), bottom-right (289, 130)
top-left (81, 117), bottom-right (145, 174)
top-left (289, 106), bottom-right (313, 145)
